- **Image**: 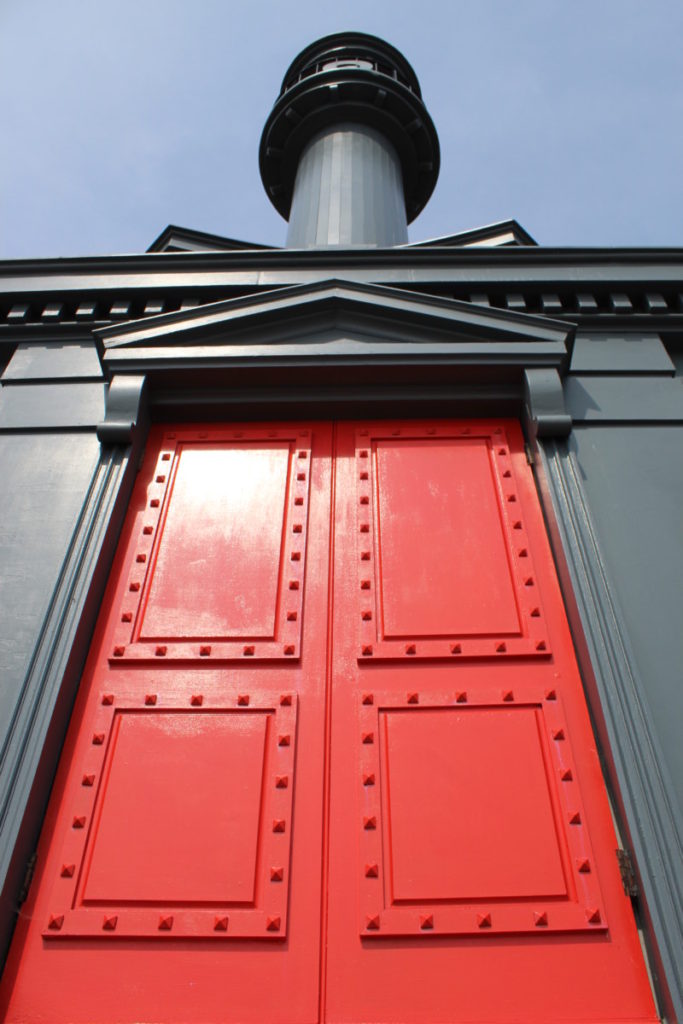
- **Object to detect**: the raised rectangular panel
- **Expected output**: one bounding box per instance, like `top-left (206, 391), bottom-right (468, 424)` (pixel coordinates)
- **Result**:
top-left (384, 707), bottom-right (566, 900)
top-left (82, 710), bottom-right (268, 905)
top-left (359, 691), bottom-right (605, 937)
top-left (140, 442), bottom-right (290, 638)
top-left (109, 427), bottom-right (312, 661)
top-left (43, 691), bottom-right (297, 939)
top-left (356, 423), bottom-right (550, 660)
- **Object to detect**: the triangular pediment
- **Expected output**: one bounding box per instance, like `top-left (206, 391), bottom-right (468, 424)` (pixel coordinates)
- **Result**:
top-left (97, 279), bottom-right (573, 371)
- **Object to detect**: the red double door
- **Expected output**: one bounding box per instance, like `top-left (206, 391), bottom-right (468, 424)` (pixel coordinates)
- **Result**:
top-left (0, 420), bottom-right (656, 1023)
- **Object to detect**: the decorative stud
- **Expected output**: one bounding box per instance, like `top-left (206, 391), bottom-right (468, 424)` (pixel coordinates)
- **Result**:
top-left (155, 646), bottom-right (167, 657)
top-left (199, 645), bottom-right (212, 656)
top-left (60, 864), bottom-right (75, 877)
top-left (190, 694), bottom-right (203, 706)
top-left (586, 908), bottom-right (601, 924)
top-left (360, 496), bottom-right (369, 505)
top-left (362, 772), bottom-right (375, 786)
top-left (405, 644), bottom-right (416, 656)
top-left (502, 690), bottom-right (514, 702)
top-left (360, 579), bottom-right (371, 590)
top-left (150, 499), bottom-right (160, 508)
top-left (477, 912), bottom-right (492, 928)
top-left (102, 915), bottom-right (118, 931)
top-left (518, 548), bottom-right (528, 557)
top-left (72, 816), bottom-right (86, 829)
top-left (266, 916), bottom-right (281, 931)
top-left (294, 497), bottom-right (304, 506)
top-left (275, 775), bottom-right (289, 788)
top-left (503, 470), bottom-right (512, 478)
top-left (545, 689), bottom-right (557, 700)
top-left (47, 914), bottom-right (64, 931)
top-left (82, 774), bottom-right (95, 787)
top-left (92, 733), bottom-right (105, 745)
top-left (237, 694), bottom-right (250, 706)
top-left (531, 607), bottom-right (541, 617)
top-left (455, 691), bottom-right (467, 703)
top-left (361, 551), bottom-right (371, 561)
top-left (561, 768), bottom-right (573, 781)
top-left (552, 728), bottom-right (565, 740)
top-left (360, 471), bottom-right (369, 480)
top-left (129, 582), bottom-right (140, 592)
top-left (496, 642), bottom-right (507, 653)
top-left (158, 915), bottom-right (174, 931)
top-left (290, 551), bottom-right (301, 562)
top-left (270, 867), bottom-right (284, 882)
top-left (569, 811), bottom-right (581, 824)
top-left (136, 553), bottom-right (147, 563)
top-left (297, 450), bottom-right (307, 460)
top-left (296, 472), bottom-right (306, 482)
top-left (361, 693), bottom-right (374, 704)
top-left (407, 692), bottom-right (419, 703)
top-left (286, 610), bottom-right (298, 621)
top-left (145, 694), bottom-right (157, 705)
top-left (536, 641), bottom-right (547, 651)
top-left (419, 914), bottom-right (434, 930)
top-left (361, 645), bottom-right (373, 656)
top-left (507, 495), bottom-right (517, 503)
top-left (577, 859), bottom-right (591, 873)
top-left (214, 915), bottom-right (229, 931)
top-left (362, 732), bottom-right (374, 744)
top-left (156, 475), bottom-right (166, 484)
top-left (121, 611), bottom-right (132, 623)
top-left (361, 610), bottom-right (372, 620)
top-left (363, 816), bottom-right (377, 830)
top-left (450, 643), bottom-right (462, 655)
top-left (280, 693), bottom-right (292, 705)
top-left (534, 911), bottom-right (548, 927)
top-left (161, 453), bottom-right (171, 461)
top-left (293, 523), bottom-right (302, 534)
top-left (288, 580), bottom-right (299, 590)
top-left (513, 520), bottom-right (522, 530)
top-left (278, 734), bottom-right (291, 747)
top-left (101, 694), bottom-right (114, 705)
top-left (284, 644), bottom-right (295, 655)
top-left (360, 524), bottom-right (370, 533)
top-left (243, 645), bottom-right (255, 656)
top-left (113, 646), bottom-right (125, 657)
top-left (365, 914), bottom-right (380, 930)
top-left (365, 863), bottom-right (379, 877)
top-left (273, 819), bottom-right (286, 833)
top-left (359, 450), bottom-right (369, 459)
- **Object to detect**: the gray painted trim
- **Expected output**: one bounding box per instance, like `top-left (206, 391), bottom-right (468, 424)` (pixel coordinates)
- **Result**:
top-left (538, 440), bottom-right (682, 1022)
top-left (97, 375), bottom-right (148, 444)
top-left (0, 446), bottom-right (131, 961)
top-left (524, 368), bottom-right (572, 437)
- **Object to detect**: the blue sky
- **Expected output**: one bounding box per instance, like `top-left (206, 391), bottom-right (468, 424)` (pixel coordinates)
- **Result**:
top-left (1, 0), bottom-right (681, 257)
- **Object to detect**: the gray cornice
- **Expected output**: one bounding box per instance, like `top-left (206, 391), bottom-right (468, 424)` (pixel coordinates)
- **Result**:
top-left (93, 280), bottom-right (574, 386)
top-left (1, 248), bottom-right (682, 297)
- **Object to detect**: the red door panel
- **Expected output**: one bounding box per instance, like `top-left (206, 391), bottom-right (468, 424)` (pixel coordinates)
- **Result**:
top-left (326, 419), bottom-right (656, 1024)
top-left (0, 419), bottom-right (657, 1024)
top-left (0, 423), bottom-right (332, 1024)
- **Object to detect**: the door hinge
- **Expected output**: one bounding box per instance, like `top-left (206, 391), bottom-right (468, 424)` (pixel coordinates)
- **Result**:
top-left (616, 847), bottom-right (639, 899)
top-left (17, 852), bottom-right (37, 906)
top-left (525, 444), bottom-right (535, 466)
